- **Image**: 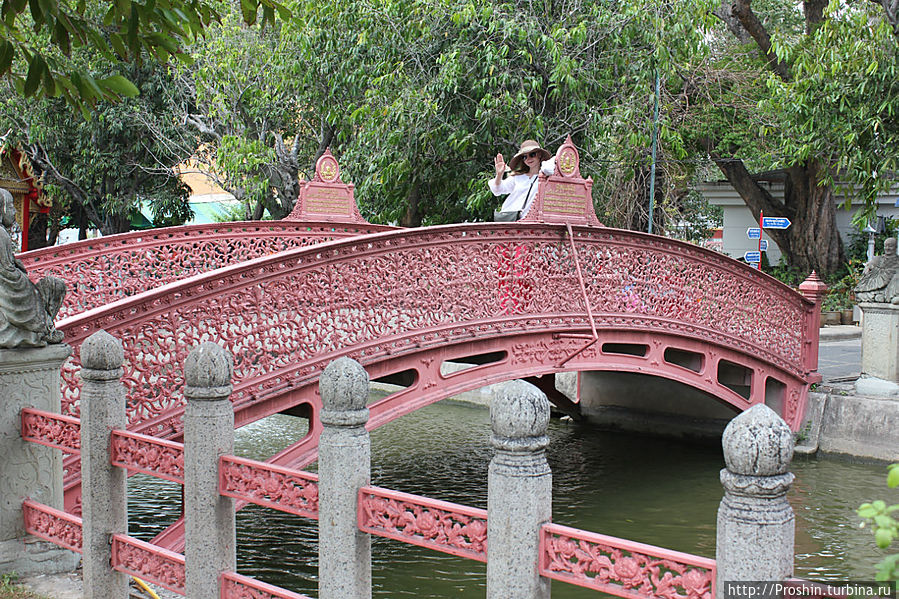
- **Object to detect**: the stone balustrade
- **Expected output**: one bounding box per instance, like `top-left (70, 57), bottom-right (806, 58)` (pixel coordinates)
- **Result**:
top-left (8, 333), bottom-right (805, 599)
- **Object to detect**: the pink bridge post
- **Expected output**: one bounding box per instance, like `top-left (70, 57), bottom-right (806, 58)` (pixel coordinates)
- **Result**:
top-left (799, 272), bottom-right (827, 384)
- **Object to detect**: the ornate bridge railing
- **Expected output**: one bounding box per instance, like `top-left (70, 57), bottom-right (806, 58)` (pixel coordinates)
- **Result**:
top-left (55, 223), bottom-right (820, 447)
top-left (17, 220), bottom-right (394, 318)
top-left (20, 373), bottom-right (716, 599)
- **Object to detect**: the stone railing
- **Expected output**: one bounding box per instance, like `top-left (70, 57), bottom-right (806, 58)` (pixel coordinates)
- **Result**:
top-left (8, 332), bottom-right (814, 599)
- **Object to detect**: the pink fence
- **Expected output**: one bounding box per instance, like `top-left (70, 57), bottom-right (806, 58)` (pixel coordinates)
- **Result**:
top-left (17, 220), bottom-right (394, 318)
top-left (540, 523), bottom-right (716, 599)
top-left (111, 533), bottom-right (186, 594)
top-left (110, 430), bottom-right (185, 484)
top-left (358, 486), bottom-right (488, 562)
top-left (221, 572), bottom-right (312, 599)
top-left (21, 408), bottom-right (80, 454)
top-left (22, 499), bottom-right (83, 554)
top-left (20, 387), bottom-right (721, 599)
top-left (219, 455), bottom-right (319, 519)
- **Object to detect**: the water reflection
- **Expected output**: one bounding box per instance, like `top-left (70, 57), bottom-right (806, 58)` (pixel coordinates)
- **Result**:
top-left (128, 400), bottom-right (891, 598)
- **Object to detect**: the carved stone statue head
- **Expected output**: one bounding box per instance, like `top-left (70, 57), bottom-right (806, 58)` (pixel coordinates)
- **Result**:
top-left (886, 237), bottom-right (897, 256)
top-left (0, 188), bottom-right (14, 228)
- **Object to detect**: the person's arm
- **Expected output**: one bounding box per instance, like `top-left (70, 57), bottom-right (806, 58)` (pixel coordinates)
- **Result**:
top-left (493, 153), bottom-right (506, 186)
top-left (488, 153), bottom-right (515, 195)
top-left (540, 155), bottom-right (556, 176)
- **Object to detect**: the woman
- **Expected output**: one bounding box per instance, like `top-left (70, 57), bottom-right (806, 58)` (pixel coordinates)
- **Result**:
top-left (489, 140), bottom-right (554, 220)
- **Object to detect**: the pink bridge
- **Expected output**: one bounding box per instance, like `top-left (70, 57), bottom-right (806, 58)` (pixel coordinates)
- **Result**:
top-left (18, 141), bottom-right (823, 550)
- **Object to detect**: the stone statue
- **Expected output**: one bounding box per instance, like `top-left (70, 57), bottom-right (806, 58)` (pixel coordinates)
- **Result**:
top-left (856, 237), bottom-right (899, 304)
top-left (0, 189), bottom-right (65, 347)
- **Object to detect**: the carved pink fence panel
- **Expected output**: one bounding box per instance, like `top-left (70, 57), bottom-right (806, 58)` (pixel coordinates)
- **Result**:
top-left (221, 572), bottom-right (312, 599)
top-left (21, 408), bottom-right (80, 454)
top-left (111, 533), bottom-right (185, 594)
top-left (358, 485), bottom-right (488, 562)
top-left (56, 224), bottom-right (816, 444)
top-left (219, 455), bottom-right (319, 518)
top-left (540, 522), bottom-right (715, 599)
top-left (110, 430), bottom-right (185, 484)
top-left (22, 499), bottom-right (83, 553)
top-left (18, 221), bottom-right (394, 318)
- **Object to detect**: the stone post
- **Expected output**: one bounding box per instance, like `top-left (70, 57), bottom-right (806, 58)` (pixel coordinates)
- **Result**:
top-left (80, 332), bottom-right (129, 598)
top-left (856, 302), bottom-right (899, 396)
top-left (717, 404), bottom-right (794, 599)
top-left (487, 380), bottom-right (552, 599)
top-left (0, 343), bottom-right (78, 576)
top-left (184, 343), bottom-right (235, 599)
top-left (318, 357), bottom-right (371, 599)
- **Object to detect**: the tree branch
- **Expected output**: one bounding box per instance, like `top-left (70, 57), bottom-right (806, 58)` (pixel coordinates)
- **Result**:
top-left (730, 0), bottom-right (791, 81)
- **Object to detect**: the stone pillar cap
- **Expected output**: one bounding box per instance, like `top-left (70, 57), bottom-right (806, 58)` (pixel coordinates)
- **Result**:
top-left (184, 342), bottom-right (233, 399)
top-left (722, 404), bottom-right (794, 476)
top-left (491, 380), bottom-right (550, 451)
top-left (81, 330), bottom-right (124, 370)
top-left (320, 357), bottom-right (369, 412)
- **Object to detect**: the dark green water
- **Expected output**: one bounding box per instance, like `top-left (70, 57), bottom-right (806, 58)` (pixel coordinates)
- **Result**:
top-left (127, 400), bottom-right (896, 598)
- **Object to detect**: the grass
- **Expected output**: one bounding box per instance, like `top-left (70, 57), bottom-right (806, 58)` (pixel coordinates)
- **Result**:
top-left (0, 574), bottom-right (51, 599)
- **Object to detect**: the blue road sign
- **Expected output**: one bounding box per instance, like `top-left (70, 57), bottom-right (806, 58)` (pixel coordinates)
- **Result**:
top-left (747, 227), bottom-right (761, 240)
top-left (744, 251), bottom-right (761, 263)
top-left (762, 217), bottom-right (791, 229)
top-left (759, 239), bottom-right (768, 252)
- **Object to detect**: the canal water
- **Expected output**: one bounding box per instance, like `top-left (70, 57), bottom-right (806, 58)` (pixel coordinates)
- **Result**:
top-left (128, 399), bottom-right (894, 598)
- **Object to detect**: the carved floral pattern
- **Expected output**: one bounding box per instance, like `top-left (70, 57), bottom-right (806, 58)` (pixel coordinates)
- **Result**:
top-left (54, 226), bottom-right (813, 439)
top-left (21, 408), bottom-right (80, 453)
top-left (18, 221), bottom-right (391, 318)
top-left (110, 431), bottom-right (184, 483)
top-left (359, 486), bottom-right (487, 561)
top-left (541, 524), bottom-right (715, 599)
top-left (221, 572), bottom-right (312, 599)
top-left (22, 500), bottom-right (83, 553)
top-left (111, 534), bottom-right (185, 593)
top-left (219, 456), bottom-right (318, 518)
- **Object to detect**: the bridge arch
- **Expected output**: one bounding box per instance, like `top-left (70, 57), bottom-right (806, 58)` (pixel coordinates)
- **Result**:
top-left (55, 222), bottom-right (819, 445)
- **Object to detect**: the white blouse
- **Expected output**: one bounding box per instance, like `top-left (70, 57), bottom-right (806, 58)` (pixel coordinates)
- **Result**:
top-left (488, 157), bottom-right (555, 217)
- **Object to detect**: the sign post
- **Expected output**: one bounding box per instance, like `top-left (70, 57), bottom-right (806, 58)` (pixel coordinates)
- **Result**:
top-left (745, 211), bottom-right (790, 270)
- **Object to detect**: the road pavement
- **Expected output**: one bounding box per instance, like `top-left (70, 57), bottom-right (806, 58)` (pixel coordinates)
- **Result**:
top-left (817, 325), bottom-right (861, 383)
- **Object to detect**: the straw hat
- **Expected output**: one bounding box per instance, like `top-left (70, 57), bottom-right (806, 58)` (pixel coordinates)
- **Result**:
top-left (508, 140), bottom-right (552, 173)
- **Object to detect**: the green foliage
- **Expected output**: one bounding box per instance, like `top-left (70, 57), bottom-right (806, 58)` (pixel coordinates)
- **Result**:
top-left (761, 2), bottom-right (899, 227)
top-left (821, 259), bottom-right (864, 311)
top-left (0, 572), bottom-right (46, 599)
top-left (764, 260), bottom-right (808, 288)
top-left (0, 0), bottom-right (289, 111)
top-left (858, 464), bottom-right (899, 582)
top-left (847, 218), bottom-right (899, 262)
top-left (1, 50), bottom-right (193, 236)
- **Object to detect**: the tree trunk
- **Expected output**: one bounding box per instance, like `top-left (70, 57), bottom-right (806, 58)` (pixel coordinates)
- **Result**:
top-left (400, 181), bottom-right (421, 227)
top-left (713, 156), bottom-right (845, 277)
top-left (27, 212), bottom-right (49, 250)
top-left (101, 211), bottom-right (132, 236)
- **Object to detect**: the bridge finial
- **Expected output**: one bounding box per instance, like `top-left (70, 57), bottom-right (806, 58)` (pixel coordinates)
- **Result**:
top-left (722, 403), bottom-right (793, 476)
top-left (184, 342), bottom-right (233, 401)
top-left (319, 357), bottom-right (370, 426)
top-left (491, 380), bottom-right (550, 452)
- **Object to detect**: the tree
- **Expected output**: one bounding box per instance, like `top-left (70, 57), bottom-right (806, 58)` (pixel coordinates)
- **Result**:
top-left (0, 0), bottom-right (288, 111)
top-left (675, 0), bottom-right (899, 277)
top-left (1, 55), bottom-right (194, 241)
